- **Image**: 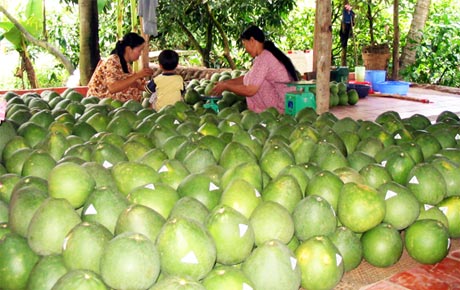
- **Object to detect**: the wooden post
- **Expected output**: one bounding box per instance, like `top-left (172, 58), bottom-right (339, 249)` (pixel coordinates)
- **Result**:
top-left (139, 17), bottom-right (150, 70)
top-left (392, 0), bottom-right (400, 79)
top-left (314, 0), bottom-right (333, 114)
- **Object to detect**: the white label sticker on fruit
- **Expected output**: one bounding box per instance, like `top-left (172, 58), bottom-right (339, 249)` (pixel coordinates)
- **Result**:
top-left (381, 160), bottom-right (387, 166)
top-left (242, 283), bottom-right (254, 290)
top-left (409, 176), bottom-right (419, 184)
top-left (75, 113), bottom-right (81, 119)
top-left (62, 236), bottom-right (70, 250)
top-left (174, 119), bottom-right (180, 124)
top-left (439, 206), bottom-right (448, 215)
top-left (85, 204), bottom-right (97, 215)
top-left (229, 121), bottom-right (236, 126)
top-left (336, 253), bottom-right (343, 266)
top-left (455, 134), bottom-right (460, 140)
top-left (385, 190), bottom-right (398, 200)
top-left (159, 165), bottom-right (168, 173)
top-left (250, 134), bottom-right (257, 140)
top-left (181, 251), bottom-right (199, 264)
top-left (102, 160), bottom-right (113, 168)
top-left (261, 122), bottom-right (267, 127)
top-left (394, 133), bottom-right (402, 140)
top-left (209, 182), bottom-right (219, 191)
top-left (290, 256), bottom-right (297, 270)
top-left (254, 189), bottom-right (261, 197)
top-left (145, 183), bottom-right (155, 190)
top-left (424, 204), bottom-right (433, 210)
top-left (239, 224), bottom-right (249, 237)
top-left (448, 238), bottom-right (451, 249)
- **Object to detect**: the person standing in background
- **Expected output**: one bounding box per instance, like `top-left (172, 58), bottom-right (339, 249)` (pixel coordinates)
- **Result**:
top-left (340, 3), bottom-right (356, 66)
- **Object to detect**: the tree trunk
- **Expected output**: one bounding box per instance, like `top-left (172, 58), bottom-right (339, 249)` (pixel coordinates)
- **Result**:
top-left (19, 44), bottom-right (39, 89)
top-left (78, 0), bottom-right (100, 86)
top-left (399, 0), bottom-right (431, 73)
top-left (391, 0), bottom-right (400, 79)
top-left (314, 0), bottom-right (332, 114)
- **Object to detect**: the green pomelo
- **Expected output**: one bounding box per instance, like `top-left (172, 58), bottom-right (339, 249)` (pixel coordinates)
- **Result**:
top-left (115, 203), bottom-right (166, 242)
top-left (305, 170), bottom-right (343, 212)
top-left (414, 132), bottom-right (442, 160)
top-left (319, 127), bottom-right (347, 156)
top-left (17, 122), bottom-right (47, 148)
top-left (205, 205), bottom-right (255, 265)
top-left (332, 117), bottom-right (360, 134)
top-left (38, 131), bottom-right (70, 161)
top-left (333, 166), bottom-right (365, 184)
top-left (22, 149), bottom-right (57, 179)
top-left (100, 232), bottom-right (160, 290)
top-left (0, 173), bottom-right (21, 203)
top-left (289, 136), bottom-right (316, 165)
top-left (139, 148), bottom-right (168, 171)
top-left (62, 221), bottom-right (113, 273)
top-left (262, 174), bottom-right (303, 213)
top-left (0, 199), bottom-right (7, 223)
top-left (12, 175), bottom-right (48, 193)
top-left (220, 178), bottom-right (262, 219)
top-left (149, 275), bottom-right (206, 290)
top-left (361, 223), bottom-right (403, 267)
top-left (295, 235), bottom-right (344, 290)
top-left (111, 161), bottom-right (160, 196)
top-left (2, 135), bottom-right (29, 162)
top-left (220, 161), bottom-right (263, 193)
top-left (202, 265), bottom-right (255, 290)
top-left (106, 115), bottom-right (133, 136)
top-left (169, 196), bottom-right (210, 225)
top-left (404, 113), bottom-right (431, 130)
top-left (171, 139), bottom-right (198, 162)
top-left (26, 254), bottom-right (68, 290)
top-left (198, 135), bottom-right (226, 161)
top-left (27, 198), bottom-right (81, 255)
top-left (0, 120), bottom-right (17, 163)
top-left (384, 151), bottom-right (416, 184)
top-left (8, 185), bottom-right (47, 237)
top-left (177, 173), bottom-right (222, 210)
top-left (329, 226), bottom-right (363, 272)
top-left (48, 162), bottom-right (96, 208)
top-left (86, 112), bottom-right (110, 132)
top-left (219, 141), bottom-right (258, 170)
top-left (81, 186), bottom-right (129, 234)
top-left (437, 196), bottom-right (460, 238)
top-left (406, 162), bottom-right (446, 205)
top-left (337, 131), bottom-right (361, 155)
top-left (311, 141), bottom-right (349, 171)
top-left (347, 151), bottom-right (376, 172)
top-left (91, 142), bottom-right (128, 167)
top-left (242, 239), bottom-right (301, 290)
top-left (5, 147), bottom-right (33, 174)
top-left (417, 204), bottom-right (449, 228)
top-left (157, 159), bottom-right (190, 190)
top-left (430, 156), bottom-right (460, 197)
top-left (128, 183), bottom-right (179, 219)
top-left (232, 130), bottom-right (263, 158)
top-left (183, 146), bottom-right (217, 174)
top-left (359, 163), bottom-right (392, 189)
top-left (250, 200), bottom-right (294, 246)
top-left (81, 161), bottom-right (117, 191)
top-left (337, 182), bottom-right (386, 233)
top-left (120, 140), bottom-right (150, 162)
top-left (156, 216), bottom-right (216, 280)
top-left (52, 269), bottom-right (108, 290)
top-left (0, 233), bottom-right (39, 290)
top-left (92, 132), bottom-right (126, 148)
top-left (260, 143), bottom-right (295, 179)
top-left (438, 148), bottom-right (460, 164)
top-left (64, 143), bottom-right (92, 162)
top-left (378, 181), bottom-right (420, 230)
top-left (279, 164), bottom-right (310, 194)
top-left (293, 195), bottom-right (337, 241)
top-left (405, 219), bottom-right (450, 264)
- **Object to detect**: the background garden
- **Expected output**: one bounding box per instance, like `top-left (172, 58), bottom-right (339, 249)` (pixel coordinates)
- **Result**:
top-left (1, 0), bottom-right (460, 90)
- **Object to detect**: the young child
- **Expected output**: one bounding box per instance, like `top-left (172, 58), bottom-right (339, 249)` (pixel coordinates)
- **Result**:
top-left (145, 49), bottom-right (184, 110)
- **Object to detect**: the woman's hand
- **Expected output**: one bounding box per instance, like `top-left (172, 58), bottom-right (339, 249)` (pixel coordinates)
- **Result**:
top-left (137, 67), bottom-right (154, 79)
top-left (211, 81), bottom-right (227, 96)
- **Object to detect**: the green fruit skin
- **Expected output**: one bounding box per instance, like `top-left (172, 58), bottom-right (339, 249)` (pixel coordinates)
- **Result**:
top-left (100, 232), bottom-right (160, 290)
top-left (0, 233), bottom-right (39, 290)
top-left (329, 226), bottom-right (363, 272)
top-left (202, 265), bottom-right (255, 290)
top-left (51, 269), bottom-right (108, 290)
top-left (405, 219), bottom-right (450, 264)
top-left (27, 255), bottom-right (68, 290)
top-left (361, 223), bottom-right (403, 267)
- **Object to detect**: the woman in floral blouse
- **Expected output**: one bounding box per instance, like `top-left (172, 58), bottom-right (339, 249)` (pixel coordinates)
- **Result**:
top-left (87, 32), bottom-right (154, 102)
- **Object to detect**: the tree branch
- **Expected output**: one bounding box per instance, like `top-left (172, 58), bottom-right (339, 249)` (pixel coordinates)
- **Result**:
top-left (0, 4), bottom-right (75, 74)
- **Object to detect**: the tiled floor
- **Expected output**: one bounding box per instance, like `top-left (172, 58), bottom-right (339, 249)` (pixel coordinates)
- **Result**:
top-left (330, 86), bottom-right (460, 290)
top-left (329, 86), bottom-right (460, 122)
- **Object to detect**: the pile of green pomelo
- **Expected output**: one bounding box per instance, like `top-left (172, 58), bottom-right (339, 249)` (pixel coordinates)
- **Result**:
top-left (0, 70), bottom-right (459, 290)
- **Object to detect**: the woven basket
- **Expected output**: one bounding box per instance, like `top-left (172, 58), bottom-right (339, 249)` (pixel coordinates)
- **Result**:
top-left (362, 52), bottom-right (390, 70)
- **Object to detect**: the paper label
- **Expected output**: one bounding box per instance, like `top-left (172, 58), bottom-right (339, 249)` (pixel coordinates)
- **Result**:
top-left (254, 189), bottom-right (261, 197)
top-left (336, 253), bottom-right (343, 266)
top-left (385, 190), bottom-right (398, 200)
top-left (145, 183), bottom-right (155, 190)
top-left (409, 176), bottom-right (419, 184)
top-left (85, 204), bottom-right (98, 215)
top-left (159, 165), bottom-right (168, 173)
top-left (290, 256), bottom-right (297, 270)
top-left (455, 134), bottom-right (460, 140)
top-left (381, 160), bottom-right (387, 166)
top-left (102, 160), bottom-right (113, 168)
top-left (438, 206), bottom-right (448, 215)
top-left (209, 182), bottom-right (219, 191)
top-left (242, 283), bottom-right (254, 290)
top-left (181, 251), bottom-right (199, 264)
top-left (174, 119), bottom-right (180, 124)
top-left (394, 133), bottom-right (402, 140)
top-left (424, 204), bottom-right (433, 210)
top-left (239, 224), bottom-right (249, 237)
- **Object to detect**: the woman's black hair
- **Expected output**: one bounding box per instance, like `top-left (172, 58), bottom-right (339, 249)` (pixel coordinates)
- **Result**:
top-left (241, 25), bottom-right (299, 81)
top-left (111, 32), bottom-right (146, 73)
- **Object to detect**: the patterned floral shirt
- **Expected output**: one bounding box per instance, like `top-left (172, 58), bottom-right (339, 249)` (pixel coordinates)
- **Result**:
top-left (87, 54), bottom-right (146, 102)
top-left (243, 49), bottom-right (295, 114)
